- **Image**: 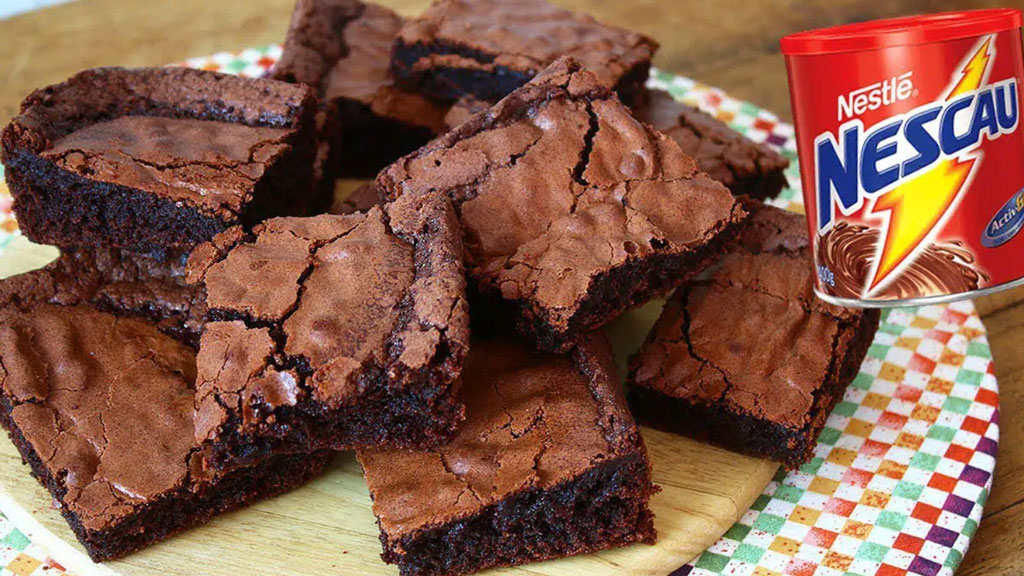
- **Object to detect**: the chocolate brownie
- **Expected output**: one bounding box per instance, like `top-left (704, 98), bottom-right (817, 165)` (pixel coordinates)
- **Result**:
top-left (628, 203), bottom-right (880, 468)
top-left (0, 293), bottom-right (330, 561)
top-left (272, 0), bottom-right (448, 180)
top-left (391, 0), bottom-right (658, 106)
top-left (0, 247), bottom-right (205, 346)
top-left (637, 89), bottom-right (790, 200)
top-left (186, 191), bottom-right (469, 470)
top-left (377, 58), bottom-right (746, 352)
top-left (1, 67), bottom-right (320, 252)
top-left (358, 333), bottom-right (657, 576)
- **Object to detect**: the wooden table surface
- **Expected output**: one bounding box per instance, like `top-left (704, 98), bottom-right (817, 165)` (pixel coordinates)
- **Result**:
top-left (0, 0), bottom-right (1022, 574)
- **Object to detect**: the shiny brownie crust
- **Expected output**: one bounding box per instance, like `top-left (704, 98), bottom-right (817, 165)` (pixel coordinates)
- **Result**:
top-left (0, 397), bottom-right (328, 562)
top-left (0, 67), bottom-right (321, 252)
top-left (628, 203), bottom-right (881, 468)
top-left (390, 0), bottom-right (657, 107)
top-left (0, 287), bottom-right (330, 561)
top-left (380, 452), bottom-right (654, 576)
top-left (393, 44), bottom-right (651, 110)
top-left (186, 192), bottom-right (469, 470)
top-left (377, 58), bottom-right (746, 352)
top-left (359, 335), bottom-right (657, 576)
top-left (629, 306), bottom-right (878, 468)
top-left (0, 246), bottom-right (205, 346)
top-left (637, 89), bottom-right (790, 201)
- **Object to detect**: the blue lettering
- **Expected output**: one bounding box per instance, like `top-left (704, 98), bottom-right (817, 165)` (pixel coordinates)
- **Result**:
top-left (816, 126), bottom-right (859, 228)
top-left (971, 91), bottom-right (999, 140)
top-left (815, 80), bottom-right (1021, 233)
top-left (940, 94), bottom-right (975, 155)
top-left (861, 121), bottom-right (900, 193)
top-left (902, 107), bottom-right (941, 178)
top-left (996, 81), bottom-right (1018, 131)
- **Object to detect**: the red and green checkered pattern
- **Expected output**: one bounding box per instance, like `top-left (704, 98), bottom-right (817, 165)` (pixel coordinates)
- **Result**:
top-left (0, 48), bottom-right (997, 576)
top-left (679, 303), bottom-right (996, 576)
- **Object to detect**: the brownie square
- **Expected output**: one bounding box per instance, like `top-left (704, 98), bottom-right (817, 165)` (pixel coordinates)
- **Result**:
top-left (637, 89), bottom-right (790, 200)
top-left (0, 292), bottom-right (330, 561)
top-left (185, 191), bottom-right (469, 470)
top-left (271, 0), bottom-right (449, 180)
top-left (391, 0), bottom-right (658, 107)
top-left (377, 58), bottom-right (746, 352)
top-left (628, 203), bottom-right (880, 468)
top-left (358, 333), bottom-right (657, 576)
top-left (1, 67), bottom-right (320, 253)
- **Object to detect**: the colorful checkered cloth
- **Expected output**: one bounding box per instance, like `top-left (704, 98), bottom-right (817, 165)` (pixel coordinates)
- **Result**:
top-left (0, 48), bottom-right (998, 576)
top-left (0, 513), bottom-right (68, 576)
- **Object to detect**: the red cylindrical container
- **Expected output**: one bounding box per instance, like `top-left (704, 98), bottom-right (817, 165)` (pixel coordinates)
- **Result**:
top-left (781, 9), bottom-right (1024, 307)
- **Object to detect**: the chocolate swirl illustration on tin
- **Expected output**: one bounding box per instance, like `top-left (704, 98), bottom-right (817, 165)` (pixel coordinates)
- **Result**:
top-left (817, 222), bottom-right (988, 300)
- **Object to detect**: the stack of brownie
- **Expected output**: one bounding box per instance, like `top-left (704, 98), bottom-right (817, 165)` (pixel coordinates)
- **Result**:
top-left (0, 0), bottom-right (876, 575)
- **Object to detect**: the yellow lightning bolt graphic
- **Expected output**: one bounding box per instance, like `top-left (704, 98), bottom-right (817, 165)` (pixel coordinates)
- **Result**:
top-left (867, 37), bottom-right (993, 294)
top-left (948, 38), bottom-right (993, 99)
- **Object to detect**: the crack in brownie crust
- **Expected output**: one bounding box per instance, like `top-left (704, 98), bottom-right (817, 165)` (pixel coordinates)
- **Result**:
top-left (0, 300), bottom-right (330, 561)
top-left (390, 0), bottom-right (658, 106)
top-left (637, 89), bottom-right (790, 200)
top-left (272, 0), bottom-right (449, 180)
top-left (377, 58), bottom-right (746, 351)
top-left (1, 67), bottom-right (321, 252)
top-left (628, 203), bottom-right (880, 468)
top-left (186, 191), bottom-right (469, 469)
top-left (358, 334), bottom-right (657, 576)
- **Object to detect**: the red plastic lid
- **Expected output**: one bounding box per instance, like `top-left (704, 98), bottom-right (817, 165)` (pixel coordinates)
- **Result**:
top-left (781, 9), bottom-right (1023, 56)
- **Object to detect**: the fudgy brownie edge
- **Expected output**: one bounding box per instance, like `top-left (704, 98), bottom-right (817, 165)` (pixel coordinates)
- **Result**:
top-left (1, 67), bottom-right (321, 252)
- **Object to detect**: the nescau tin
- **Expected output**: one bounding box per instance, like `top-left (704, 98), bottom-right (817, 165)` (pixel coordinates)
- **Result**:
top-left (781, 9), bottom-right (1024, 307)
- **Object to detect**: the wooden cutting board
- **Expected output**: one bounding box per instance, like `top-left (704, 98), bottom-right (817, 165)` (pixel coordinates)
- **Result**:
top-left (0, 180), bottom-right (779, 576)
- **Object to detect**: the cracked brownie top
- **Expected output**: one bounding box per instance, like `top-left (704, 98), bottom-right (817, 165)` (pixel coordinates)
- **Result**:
top-left (0, 302), bottom-right (201, 533)
top-left (630, 203), bottom-right (863, 430)
top-left (377, 58), bottom-right (745, 346)
top-left (272, 0), bottom-right (448, 133)
top-left (185, 191), bottom-right (468, 445)
top-left (358, 333), bottom-right (640, 539)
top-left (1, 67), bottom-right (317, 219)
top-left (638, 89), bottom-right (790, 199)
top-left (395, 0), bottom-right (657, 95)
